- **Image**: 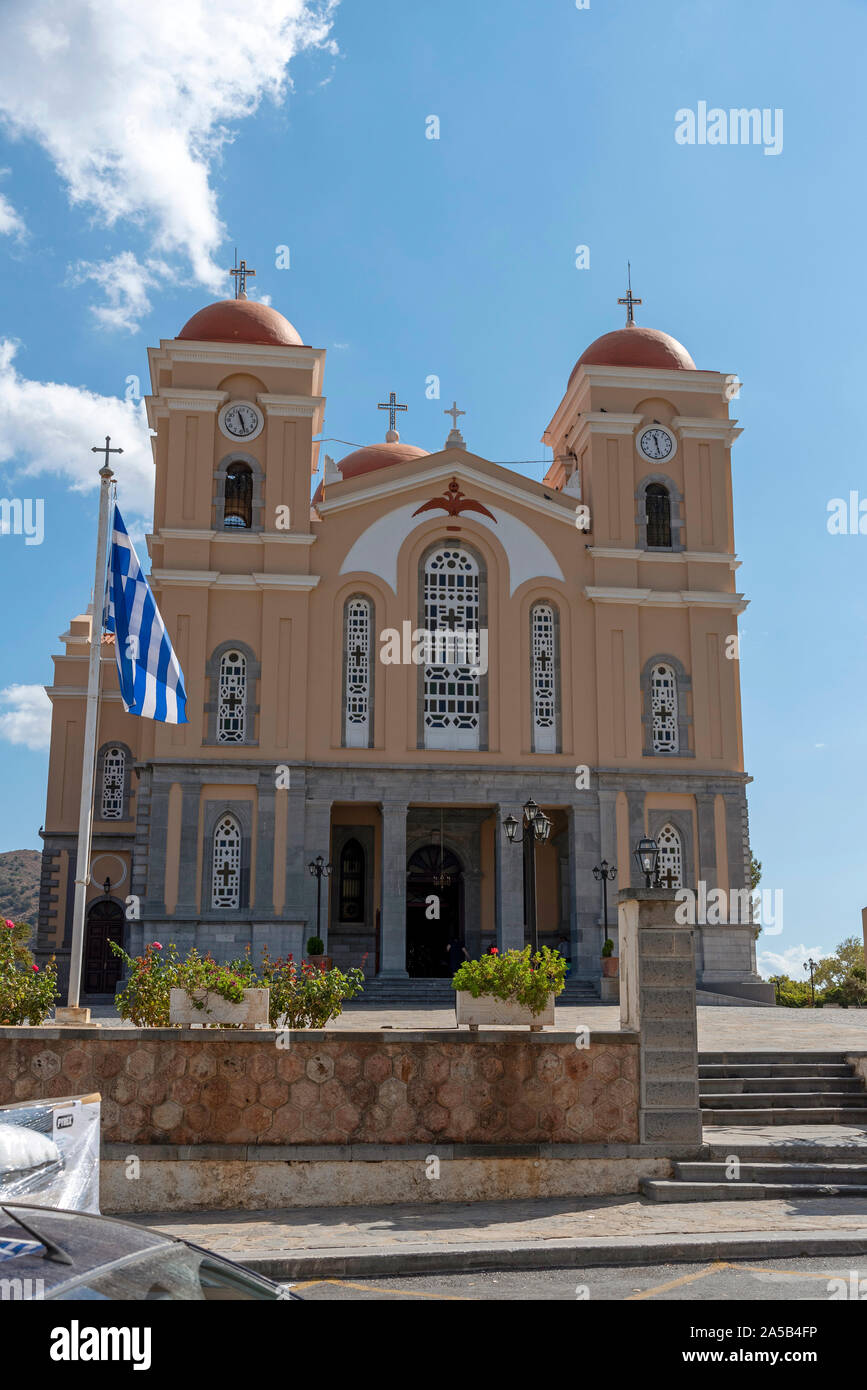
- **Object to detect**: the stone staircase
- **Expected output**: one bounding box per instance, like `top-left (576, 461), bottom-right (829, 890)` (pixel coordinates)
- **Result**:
top-left (641, 1051), bottom-right (867, 1203)
top-left (342, 976), bottom-right (602, 1010)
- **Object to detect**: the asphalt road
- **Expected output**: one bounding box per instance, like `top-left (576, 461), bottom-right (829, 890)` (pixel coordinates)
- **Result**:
top-left (284, 1257), bottom-right (867, 1301)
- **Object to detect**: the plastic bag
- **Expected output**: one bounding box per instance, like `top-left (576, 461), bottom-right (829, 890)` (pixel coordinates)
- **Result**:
top-left (0, 1093), bottom-right (101, 1212)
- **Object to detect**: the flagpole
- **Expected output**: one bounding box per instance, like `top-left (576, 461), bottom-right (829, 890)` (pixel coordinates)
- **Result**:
top-left (58, 442), bottom-right (121, 1023)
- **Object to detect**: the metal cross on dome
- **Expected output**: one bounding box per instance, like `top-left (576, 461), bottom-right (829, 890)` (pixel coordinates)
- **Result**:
top-left (227, 251), bottom-right (256, 299)
top-left (445, 401), bottom-right (465, 429)
top-left (617, 262), bottom-right (643, 325)
top-left (378, 391), bottom-right (408, 434)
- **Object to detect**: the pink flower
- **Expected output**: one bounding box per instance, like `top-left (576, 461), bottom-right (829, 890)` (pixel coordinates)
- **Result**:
top-left (32, 964), bottom-right (39, 973)
top-left (149, 941), bottom-right (163, 950)
top-left (4, 920), bottom-right (14, 930)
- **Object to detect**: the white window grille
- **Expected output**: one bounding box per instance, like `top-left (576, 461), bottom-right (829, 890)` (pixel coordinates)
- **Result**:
top-left (656, 823), bottom-right (683, 889)
top-left (344, 598), bottom-right (372, 747)
top-left (217, 650), bottom-right (246, 743)
top-left (651, 663), bottom-right (679, 753)
top-left (100, 746), bottom-right (126, 819)
top-left (423, 547), bottom-right (481, 750)
top-left (212, 814), bottom-right (241, 908)
top-left (531, 603), bottom-right (556, 753)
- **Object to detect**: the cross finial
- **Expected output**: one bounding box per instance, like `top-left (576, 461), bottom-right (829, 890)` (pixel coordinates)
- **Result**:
top-left (617, 262), bottom-right (642, 325)
top-left (445, 401), bottom-right (465, 429)
top-left (91, 435), bottom-right (123, 476)
top-left (378, 390), bottom-right (408, 440)
top-left (227, 249), bottom-right (256, 300)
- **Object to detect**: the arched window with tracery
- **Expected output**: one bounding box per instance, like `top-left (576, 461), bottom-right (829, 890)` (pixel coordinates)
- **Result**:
top-left (531, 602), bottom-right (557, 753)
top-left (100, 745), bottom-right (126, 819)
top-left (217, 650), bottom-right (247, 743)
top-left (224, 462), bottom-right (253, 529)
top-left (645, 483), bottom-right (672, 548)
top-left (656, 823), bottom-right (683, 889)
top-left (211, 814), bottom-right (241, 909)
top-left (651, 662), bottom-right (679, 753)
top-left (344, 597), bottom-right (372, 747)
top-left (339, 839), bottom-right (366, 922)
top-left (422, 546), bottom-right (481, 750)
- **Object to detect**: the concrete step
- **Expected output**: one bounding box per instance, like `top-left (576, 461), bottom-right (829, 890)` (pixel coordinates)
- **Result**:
top-left (702, 1106), bottom-right (867, 1126)
top-left (640, 1178), bottom-right (867, 1203)
top-left (700, 1091), bottom-right (867, 1109)
top-left (675, 1161), bottom-right (867, 1184)
top-left (700, 1063), bottom-right (851, 1078)
top-left (699, 1051), bottom-right (854, 1064)
top-left (700, 1076), bottom-right (865, 1095)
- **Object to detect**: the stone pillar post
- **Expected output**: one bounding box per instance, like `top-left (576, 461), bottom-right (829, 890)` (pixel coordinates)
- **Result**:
top-left (618, 887), bottom-right (702, 1145)
top-left (495, 804), bottom-right (525, 951)
top-left (254, 770), bottom-right (276, 916)
top-left (175, 779), bottom-right (200, 912)
top-left (145, 780), bottom-right (170, 916)
top-left (379, 800), bottom-right (408, 977)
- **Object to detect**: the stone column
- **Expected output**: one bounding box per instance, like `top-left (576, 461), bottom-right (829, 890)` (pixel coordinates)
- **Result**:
top-left (175, 779), bottom-right (200, 913)
top-left (379, 800), bottom-right (409, 977)
top-left (618, 887), bottom-right (702, 1145)
top-left (463, 870), bottom-right (482, 960)
top-left (495, 804), bottom-right (525, 951)
top-left (567, 804), bottom-right (598, 979)
top-left (254, 770), bottom-right (276, 916)
top-left (145, 780), bottom-right (170, 916)
top-left (625, 788), bottom-right (646, 891)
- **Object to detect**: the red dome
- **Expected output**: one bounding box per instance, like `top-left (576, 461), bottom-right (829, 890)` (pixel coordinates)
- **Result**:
top-left (571, 324), bottom-right (696, 382)
top-left (177, 298), bottom-right (303, 347)
top-left (313, 438), bottom-right (429, 504)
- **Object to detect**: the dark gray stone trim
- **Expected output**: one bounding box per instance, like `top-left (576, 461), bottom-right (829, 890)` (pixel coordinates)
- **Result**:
top-left (635, 472), bottom-right (685, 551)
top-left (530, 599), bottom-right (562, 754)
top-left (94, 740), bottom-right (134, 822)
top-left (204, 638), bottom-right (261, 747)
top-left (213, 450), bottom-right (265, 532)
top-left (640, 652), bottom-right (694, 758)
top-left (416, 538), bottom-right (489, 751)
top-left (201, 799), bottom-right (254, 914)
top-left (341, 592), bottom-right (375, 749)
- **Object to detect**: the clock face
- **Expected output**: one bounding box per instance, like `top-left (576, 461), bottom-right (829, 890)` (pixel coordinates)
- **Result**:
top-left (220, 401), bottom-right (262, 440)
top-left (638, 426), bottom-right (675, 462)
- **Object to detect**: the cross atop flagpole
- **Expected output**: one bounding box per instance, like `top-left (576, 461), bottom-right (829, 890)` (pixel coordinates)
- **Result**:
top-left (56, 439), bottom-right (120, 1023)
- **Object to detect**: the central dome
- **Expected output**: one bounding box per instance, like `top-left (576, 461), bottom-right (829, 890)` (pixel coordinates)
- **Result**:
top-left (313, 435), bottom-right (429, 505)
top-left (571, 323), bottom-right (696, 382)
top-left (177, 298), bottom-right (303, 347)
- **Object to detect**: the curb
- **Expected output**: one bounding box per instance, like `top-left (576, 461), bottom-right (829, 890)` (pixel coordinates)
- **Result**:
top-left (215, 1228), bottom-right (867, 1279)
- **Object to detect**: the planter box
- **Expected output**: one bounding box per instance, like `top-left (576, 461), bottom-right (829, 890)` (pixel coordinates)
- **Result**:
top-left (169, 988), bottom-right (270, 1028)
top-left (455, 991), bottom-right (556, 1031)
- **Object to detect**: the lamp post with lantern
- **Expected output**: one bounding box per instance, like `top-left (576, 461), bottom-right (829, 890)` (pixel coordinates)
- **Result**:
top-left (503, 798), bottom-right (552, 955)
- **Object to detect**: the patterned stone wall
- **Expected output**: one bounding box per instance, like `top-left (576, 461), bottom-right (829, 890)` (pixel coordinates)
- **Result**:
top-left (0, 1029), bottom-right (638, 1147)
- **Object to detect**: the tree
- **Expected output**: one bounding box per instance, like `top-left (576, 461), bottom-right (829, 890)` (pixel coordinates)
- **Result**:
top-left (812, 937), bottom-right (865, 991)
top-left (749, 853), bottom-right (762, 891)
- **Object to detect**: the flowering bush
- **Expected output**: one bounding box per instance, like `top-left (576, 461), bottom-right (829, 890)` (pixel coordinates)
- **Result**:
top-left (452, 945), bottom-right (567, 1016)
top-left (110, 941), bottom-right (364, 1028)
top-left (0, 919), bottom-right (59, 1025)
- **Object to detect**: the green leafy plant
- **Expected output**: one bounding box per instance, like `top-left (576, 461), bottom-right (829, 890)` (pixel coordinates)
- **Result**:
top-left (601, 938), bottom-right (615, 958)
top-left (451, 945), bottom-right (567, 1016)
top-left (0, 918), bottom-right (58, 1025)
top-left (259, 949), bottom-right (364, 1028)
top-left (306, 936), bottom-right (325, 955)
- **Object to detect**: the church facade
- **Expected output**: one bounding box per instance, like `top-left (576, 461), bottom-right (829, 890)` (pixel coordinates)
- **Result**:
top-left (36, 287), bottom-right (759, 997)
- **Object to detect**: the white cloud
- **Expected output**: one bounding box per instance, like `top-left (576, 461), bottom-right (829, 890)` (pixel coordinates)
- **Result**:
top-left (0, 685), bottom-right (51, 751)
top-left (70, 253), bottom-right (174, 334)
top-left (0, 1), bottom-right (337, 324)
top-left (757, 943), bottom-right (824, 980)
top-left (0, 339), bottom-right (153, 515)
top-left (0, 191), bottom-right (25, 238)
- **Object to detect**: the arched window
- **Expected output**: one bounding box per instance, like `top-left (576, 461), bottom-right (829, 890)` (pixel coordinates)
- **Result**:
top-left (645, 483), bottom-right (672, 548)
top-left (217, 650), bottom-right (247, 743)
top-left (531, 602), bottom-right (557, 753)
top-left (651, 663), bottom-right (679, 753)
top-left (100, 745), bottom-right (126, 819)
top-left (339, 839), bottom-right (366, 922)
top-left (223, 462), bottom-right (253, 529)
top-left (212, 814), bottom-right (241, 909)
top-left (656, 823), bottom-right (684, 889)
top-left (422, 546), bottom-right (481, 750)
top-left (344, 597), bottom-right (372, 748)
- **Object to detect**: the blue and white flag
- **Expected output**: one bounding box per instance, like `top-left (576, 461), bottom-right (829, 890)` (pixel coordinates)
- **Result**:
top-left (106, 504), bottom-right (188, 723)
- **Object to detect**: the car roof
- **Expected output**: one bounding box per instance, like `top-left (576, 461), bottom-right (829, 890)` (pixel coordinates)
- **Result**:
top-left (0, 1202), bottom-right (176, 1292)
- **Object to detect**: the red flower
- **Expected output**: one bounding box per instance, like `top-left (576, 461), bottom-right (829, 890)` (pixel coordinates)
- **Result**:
top-left (490, 947), bottom-right (499, 955)
top-left (150, 941), bottom-right (163, 950)
top-left (32, 964), bottom-right (39, 972)
top-left (4, 919), bottom-right (14, 930)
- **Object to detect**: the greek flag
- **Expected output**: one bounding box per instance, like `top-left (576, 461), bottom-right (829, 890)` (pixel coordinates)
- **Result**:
top-left (106, 504), bottom-right (188, 723)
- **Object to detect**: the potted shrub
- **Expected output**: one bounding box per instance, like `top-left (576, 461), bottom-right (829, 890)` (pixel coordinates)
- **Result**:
top-left (452, 946), bottom-right (567, 1031)
top-left (601, 938), bottom-right (619, 977)
top-left (110, 942), bottom-right (270, 1028)
top-left (305, 936), bottom-right (332, 971)
top-left (260, 951), bottom-right (364, 1028)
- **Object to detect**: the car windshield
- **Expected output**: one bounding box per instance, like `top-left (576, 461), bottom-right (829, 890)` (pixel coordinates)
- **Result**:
top-left (52, 1244), bottom-right (284, 1301)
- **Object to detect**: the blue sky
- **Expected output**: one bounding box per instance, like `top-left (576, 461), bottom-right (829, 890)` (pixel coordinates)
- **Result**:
top-left (0, 0), bottom-right (864, 977)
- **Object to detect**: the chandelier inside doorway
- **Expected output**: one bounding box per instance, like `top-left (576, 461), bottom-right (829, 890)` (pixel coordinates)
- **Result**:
top-left (432, 809), bottom-right (452, 889)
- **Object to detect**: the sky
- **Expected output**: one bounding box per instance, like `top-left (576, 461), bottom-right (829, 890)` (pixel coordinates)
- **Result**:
top-left (0, 0), bottom-right (864, 979)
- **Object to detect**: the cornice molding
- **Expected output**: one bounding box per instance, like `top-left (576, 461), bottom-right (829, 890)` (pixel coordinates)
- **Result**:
top-left (589, 546), bottom-right (739, 570)
top-left (583, 585), bottom-right (748, 613)
top-left (257, 393), bottom-right (325, 419)
top-left (150, 569), bottom-right (320, 592)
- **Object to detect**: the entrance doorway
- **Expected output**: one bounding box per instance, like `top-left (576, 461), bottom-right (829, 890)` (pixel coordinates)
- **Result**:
top-left (83, 900), bottom-right (124, 996)
top-left (406, 844), bottom-right (463, 978)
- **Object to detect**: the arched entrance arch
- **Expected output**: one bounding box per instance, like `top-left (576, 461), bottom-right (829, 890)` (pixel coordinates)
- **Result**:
top-left (83, 899), bottom-right (125, 996)
top-left (406, 844), bottom-right (464, 978)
